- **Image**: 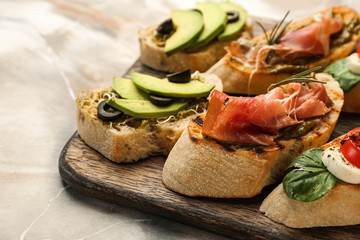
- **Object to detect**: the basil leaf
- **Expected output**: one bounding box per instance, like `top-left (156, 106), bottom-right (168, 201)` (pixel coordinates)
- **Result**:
top-left (283, 148), bottom-right (338, 202)
top-left (324, 58), bottom-right (360, 93)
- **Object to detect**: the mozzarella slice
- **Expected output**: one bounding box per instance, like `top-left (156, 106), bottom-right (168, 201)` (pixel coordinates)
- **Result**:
top-left (348, 53), bottom-right (360, 74)
top-left (322, 146), bottom-right (360, 184)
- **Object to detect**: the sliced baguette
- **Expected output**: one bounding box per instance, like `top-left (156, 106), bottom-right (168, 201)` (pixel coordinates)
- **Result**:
top-left (260, 135), bottom-right (360, 228)
top-left (138, 16), bottom-right (252, 73)
top-left (206, 6), bottom-right (360, 95)
top-left (76, 73), bottom-right (222, 163)
top-left (161, 73), bottom-right (343, 197)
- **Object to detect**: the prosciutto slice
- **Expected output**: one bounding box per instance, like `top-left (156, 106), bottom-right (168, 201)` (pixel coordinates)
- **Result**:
top-left (226, 13), bottom-right (343, 66)
top-left (278, 82), bottom-right (332, 119)
top-left (202, 82), bottom-right (332, 145)
top-left (275, 14), bottom-right (343, 60)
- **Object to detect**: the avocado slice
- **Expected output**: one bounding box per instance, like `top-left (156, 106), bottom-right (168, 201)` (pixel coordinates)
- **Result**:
top-left (218, 2), bottom-right (247, 41)
top-left (106, 98), bottom-right (188, 118)
top-left (165, 10), bottom-right (204, 56)
top-left (112, 77), bottom-right (148, 100)
top-left (187, 2), bottom-right (227, 50)
top-left (131, 72), bottom-right (215, 98)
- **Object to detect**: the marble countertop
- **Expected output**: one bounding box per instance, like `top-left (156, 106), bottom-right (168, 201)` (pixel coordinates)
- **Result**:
top-left (2, 0), bottom-right (360, 239)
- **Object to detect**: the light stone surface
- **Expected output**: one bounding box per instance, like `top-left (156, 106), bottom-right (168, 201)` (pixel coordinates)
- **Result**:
top-left (1, 0), bottom-right (360, 239)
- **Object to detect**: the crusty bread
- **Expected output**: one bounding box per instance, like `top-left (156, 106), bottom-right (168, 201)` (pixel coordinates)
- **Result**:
top-left (161, 73), bottom-right (343, 198)
top-left (138, 16), bottom-right (252, 73)
top-left (206, 6), bottom-right (360, 95)
top-left (76, 73), bottom-right (222, 163)
top-left (260, 135), bottom-right (360, 228)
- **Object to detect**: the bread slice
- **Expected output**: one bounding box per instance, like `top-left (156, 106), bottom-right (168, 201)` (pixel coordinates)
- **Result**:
top-left (206, 6), bottom-right (360, 95)
top-left (138, 16), bottom-right (252, 73)
top-left (260, 135), bottom-right (360, 228)
top-left (76, 73), bottom-right (222, 163)
top-left (161, 73), bottom-right (343, 198)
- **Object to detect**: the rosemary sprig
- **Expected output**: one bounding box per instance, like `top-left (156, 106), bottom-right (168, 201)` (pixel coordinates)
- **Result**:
top-left (256, 11), bottom-right (292, 45)
top-left (267, 66), bottom-right (325, 91)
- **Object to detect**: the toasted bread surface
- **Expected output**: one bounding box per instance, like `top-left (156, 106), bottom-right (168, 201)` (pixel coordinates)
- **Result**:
top-left (76, 73), bottom-right (222, 163)
top-left (162, 73), bottom-right (343, 197)
top-left (260, 136), bottom-right (360, 228)
top-left (207, 6), bottom-right (360, 97)
top-left (138, 16), bottom-right (252, 73)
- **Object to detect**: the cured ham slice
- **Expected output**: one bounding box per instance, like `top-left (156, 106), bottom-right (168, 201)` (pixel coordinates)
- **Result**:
top-left (276, 14), bottom-right (343, 60)
top-left (279, 82), bottom-right (332, 119)
top-left (226, 13), bottom-right (343, 66)
top-left (202, 82), bottom-right (332, 145)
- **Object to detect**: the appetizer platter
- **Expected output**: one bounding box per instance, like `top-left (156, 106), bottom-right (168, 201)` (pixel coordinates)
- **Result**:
top-left (59, 4), bottom-right (360, 238)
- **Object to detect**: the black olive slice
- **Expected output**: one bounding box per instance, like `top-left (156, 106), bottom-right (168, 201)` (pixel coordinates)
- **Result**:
top-left (226, 11), bottom-right (239, 23)
top-left (167, 69), bottom-right (191, 83)
top-left (156, 18), bottom-right (173, 34)
top-left (191, 8), bottom-right (202, 14)
top-left (149, 94), bottom-right (174, 106)
top-left (97, 100), bottom-right (123, 121)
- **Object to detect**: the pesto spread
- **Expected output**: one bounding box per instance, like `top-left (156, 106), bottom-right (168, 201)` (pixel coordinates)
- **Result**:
top-left (331, 17), bottom-right (360, 48)
top-left (277, 119), bottom-right (317, 140)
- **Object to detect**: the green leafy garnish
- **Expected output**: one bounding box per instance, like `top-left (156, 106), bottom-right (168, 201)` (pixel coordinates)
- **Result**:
top-left (324, 58), bottom-right (360, 93)
top-left (283, 148), bottom-right (338, 202)
top-left (256, 11), bottom-right (292, 45)
top-left (267, 66), bottom-right (324, 91)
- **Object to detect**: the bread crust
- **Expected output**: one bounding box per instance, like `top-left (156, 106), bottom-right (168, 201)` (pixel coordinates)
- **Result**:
top-left (76, 73), bottom-right (222, 163)
top-left (161, 73), bottom-right (343, 198)
top-left (206, 6), bottom-right (360, 97)
top-left (138, 16), bottom-right (252, 73)
top-left (260, 136), bottom-right (360, 228)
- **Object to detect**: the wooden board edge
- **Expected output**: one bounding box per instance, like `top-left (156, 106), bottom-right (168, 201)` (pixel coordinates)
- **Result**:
top-left (58, 132), bottom-right (275, 239)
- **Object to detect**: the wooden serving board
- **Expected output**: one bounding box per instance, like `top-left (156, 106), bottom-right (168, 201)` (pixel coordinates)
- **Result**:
top-left (59, 17), bottom-right (360, 239)
top-left (59, 60), bottom-right (360, 239)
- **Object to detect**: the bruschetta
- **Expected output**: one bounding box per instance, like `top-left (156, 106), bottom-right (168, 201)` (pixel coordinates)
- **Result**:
top-left (76, 71), bottom-right (222, 163)
top-left (138, 1), bottom-right (252, 73)
top-left (207, 6), bottom-right (360, 95)
top-left (162, 71), bottom-right (343, 198)
top-left (260, 127), bottom-right (360, 228)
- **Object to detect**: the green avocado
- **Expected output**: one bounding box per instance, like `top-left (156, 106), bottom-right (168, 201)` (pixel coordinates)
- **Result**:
top-left (217, 2), bottom-right (247, 41)
top-left (131, 72), bottom-right (215, 98)
top-left (106, 98), bottom-right (188, 118)
top-left (165, 10), bottom-right (204, 56)
top-left (188, 2), bottom-right (227, 50)
top-left (112, 77), bottom-right (148, 100)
